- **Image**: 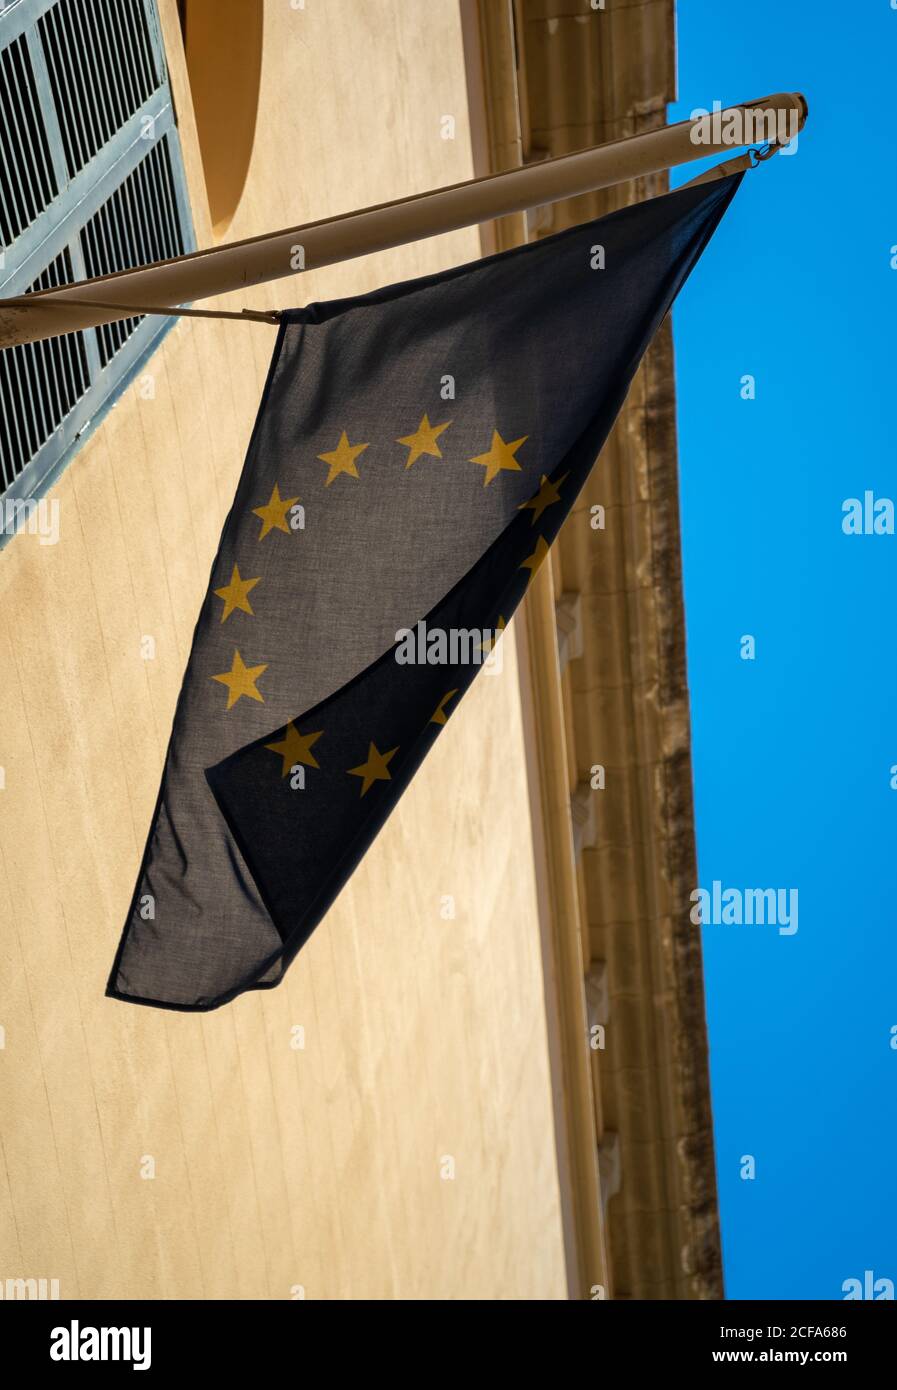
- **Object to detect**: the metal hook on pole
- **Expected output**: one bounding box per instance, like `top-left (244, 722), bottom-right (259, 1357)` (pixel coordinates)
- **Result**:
top-left (749, 141), bottom-right (782, 167)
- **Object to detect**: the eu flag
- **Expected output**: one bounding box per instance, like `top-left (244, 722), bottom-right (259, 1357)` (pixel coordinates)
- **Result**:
top-left (107, 173), bottom-right (741, 1009)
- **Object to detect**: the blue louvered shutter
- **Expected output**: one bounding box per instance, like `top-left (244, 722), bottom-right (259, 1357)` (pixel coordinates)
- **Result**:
top-left (0, 0), bottom-right (195, 523)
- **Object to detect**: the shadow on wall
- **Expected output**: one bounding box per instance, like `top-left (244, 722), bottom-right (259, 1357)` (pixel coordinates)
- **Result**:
top-left (177, 0), bottom-right (263, 239)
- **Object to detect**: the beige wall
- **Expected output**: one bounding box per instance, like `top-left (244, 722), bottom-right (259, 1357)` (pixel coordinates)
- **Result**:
top-left (0, 0), bottom-right (567, 1299)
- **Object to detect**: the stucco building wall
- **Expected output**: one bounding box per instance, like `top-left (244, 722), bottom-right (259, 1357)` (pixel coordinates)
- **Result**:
top-left (0, 0), bottom-right (568, 1300)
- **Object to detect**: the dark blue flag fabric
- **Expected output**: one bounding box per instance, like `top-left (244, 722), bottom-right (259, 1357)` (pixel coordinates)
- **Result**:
top-left (107, 173), bottom-right (741, 1010)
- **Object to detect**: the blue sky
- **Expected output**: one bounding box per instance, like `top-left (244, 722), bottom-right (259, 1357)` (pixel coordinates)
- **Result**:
top-left (669, 3), bottom-right (897, 1299)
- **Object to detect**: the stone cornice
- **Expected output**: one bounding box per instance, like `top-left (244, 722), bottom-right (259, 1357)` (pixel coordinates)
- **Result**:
top-left (464, 0), bottom-right (723, 1300)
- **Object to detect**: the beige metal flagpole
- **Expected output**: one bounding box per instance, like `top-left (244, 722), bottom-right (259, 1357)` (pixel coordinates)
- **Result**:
top-left (0, 92), bottom-right (806, 349)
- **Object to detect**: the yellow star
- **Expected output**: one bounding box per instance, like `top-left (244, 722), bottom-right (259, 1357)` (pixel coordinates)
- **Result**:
top-left (212, 649), bottom-right (268, 710)
top-left (214, 564), bottom-right (261, 622)
top-left (430, 689), bottom-right (459, 726)
top-left (348, 741), bottom-right (398, 796)
top-left (265, 722), bottom-right (323, 777)
top-left (478, 616), bottom-right (506, 656)
top-left (318, 430), bottom-right (369, 486)
top-left (253, 483), bottom-right (299, 540)
top-left (397, 414), bottom-right (452, 468)
top-left (520, 537), bottom-right (549, 586)
top-left (519, 473), bottom-right (568, 525)
top-left (469, 430), bottom-right (528, 487)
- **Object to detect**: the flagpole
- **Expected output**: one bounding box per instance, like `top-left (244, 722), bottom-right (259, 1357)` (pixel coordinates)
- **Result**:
top-left (0, 92), bottom-right (806, 349)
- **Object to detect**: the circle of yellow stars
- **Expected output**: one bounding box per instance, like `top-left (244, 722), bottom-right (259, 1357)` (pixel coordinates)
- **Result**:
top-left (208, 416), bottom-right (570, 793)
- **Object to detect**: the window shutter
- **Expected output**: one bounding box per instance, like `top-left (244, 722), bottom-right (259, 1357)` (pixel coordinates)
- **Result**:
top-left (0, 0), bottom-right (195, 525)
